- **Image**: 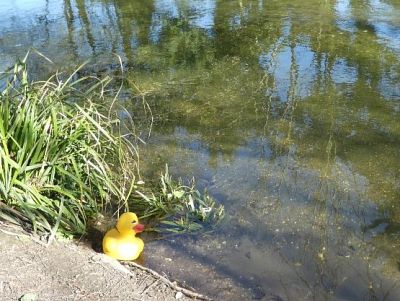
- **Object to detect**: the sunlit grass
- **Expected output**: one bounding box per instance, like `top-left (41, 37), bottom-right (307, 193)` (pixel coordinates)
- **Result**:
top-left (0, 57), bottom-right (224, 239)
top-left (0, 58), bottom-right (136, 237)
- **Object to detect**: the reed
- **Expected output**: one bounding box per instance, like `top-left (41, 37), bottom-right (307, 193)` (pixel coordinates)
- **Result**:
top-left (0, 59), bottom-right (136, 236)
top-left (0, 56), bottom-right (224, 239)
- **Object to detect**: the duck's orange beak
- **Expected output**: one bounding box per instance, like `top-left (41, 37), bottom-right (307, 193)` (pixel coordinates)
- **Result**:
top-left (133, 223), bottom-right (144, 233)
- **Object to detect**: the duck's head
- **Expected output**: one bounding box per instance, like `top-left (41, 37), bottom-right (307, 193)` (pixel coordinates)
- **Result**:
top-left (116, 212), bottom-right (145, 235)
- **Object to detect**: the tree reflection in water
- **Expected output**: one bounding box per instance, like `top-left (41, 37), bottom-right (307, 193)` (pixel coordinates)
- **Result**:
top-left (0, 0), bottom-right (400, 299)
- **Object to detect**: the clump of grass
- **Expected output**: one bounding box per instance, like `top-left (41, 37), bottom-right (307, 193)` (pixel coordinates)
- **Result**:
top-left (133, 166), bottom-right (224, 233)
top-left (0, 59), bottom-right (136, 237)
top-left (0, 56), bottom-right (224, 239)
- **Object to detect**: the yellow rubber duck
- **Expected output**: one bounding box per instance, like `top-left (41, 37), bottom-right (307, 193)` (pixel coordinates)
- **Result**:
top-left (102, 212), bottom-right (145, 260)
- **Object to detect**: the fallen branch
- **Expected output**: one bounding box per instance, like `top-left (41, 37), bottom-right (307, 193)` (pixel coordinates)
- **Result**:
top-left (123, 261), bottom-right (213, 301)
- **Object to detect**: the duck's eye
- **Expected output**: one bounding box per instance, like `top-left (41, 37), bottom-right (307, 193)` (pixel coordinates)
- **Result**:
top-left (131, 220), bottom-right (137, 224)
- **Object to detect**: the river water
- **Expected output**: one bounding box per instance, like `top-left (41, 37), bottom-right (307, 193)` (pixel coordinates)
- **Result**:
top-left (1, 0), bottom-right (400, 300)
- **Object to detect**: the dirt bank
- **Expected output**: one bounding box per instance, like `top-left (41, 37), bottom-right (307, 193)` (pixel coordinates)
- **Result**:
top-left (0, 223), bottom-right (206, 301)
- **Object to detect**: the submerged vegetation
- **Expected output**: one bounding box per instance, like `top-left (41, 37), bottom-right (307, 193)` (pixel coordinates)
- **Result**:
top-left (133, 166), bottom-right (224, 233)
top-left (0, 56), bottom-right (224, 239)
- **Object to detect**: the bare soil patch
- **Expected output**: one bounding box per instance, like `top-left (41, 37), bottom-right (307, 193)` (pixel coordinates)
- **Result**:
top-left (0, 224), bottom-right (205, 301)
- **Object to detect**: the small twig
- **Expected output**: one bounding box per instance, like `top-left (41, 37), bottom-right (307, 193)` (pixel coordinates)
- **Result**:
top-left (123, 261), bottom-right (213, 301)
top-left (141, 278), bottom-right (159, 295)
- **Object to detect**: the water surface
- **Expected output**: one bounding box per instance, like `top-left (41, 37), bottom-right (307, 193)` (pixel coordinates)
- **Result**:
top-left (1, 0), bottom-right (400, 300)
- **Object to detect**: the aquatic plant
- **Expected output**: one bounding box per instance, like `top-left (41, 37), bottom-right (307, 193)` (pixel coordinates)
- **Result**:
top-left (0, 57), bottom-right (224, 239)
top-left (133, 165), bottom-right (225, 233)
top-left (0, 58), bottom-right (136, 237)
